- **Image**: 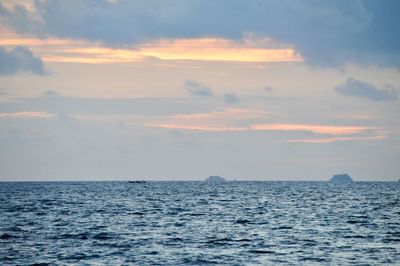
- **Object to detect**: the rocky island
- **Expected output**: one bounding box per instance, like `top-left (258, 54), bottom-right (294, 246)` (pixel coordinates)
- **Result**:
top-left (205, 175), bottom-right (226, 184)
top-left (330, 173), bottom-right (353, 183)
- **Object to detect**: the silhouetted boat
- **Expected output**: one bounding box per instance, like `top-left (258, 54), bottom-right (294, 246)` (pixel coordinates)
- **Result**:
top-left (128, 180), bottom-right (147, 183)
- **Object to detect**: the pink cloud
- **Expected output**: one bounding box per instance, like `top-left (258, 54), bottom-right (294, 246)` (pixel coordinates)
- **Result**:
top-left (251, 123), bottom-right (375, 135)
top-left (149, 109), bottom-right (385, 143)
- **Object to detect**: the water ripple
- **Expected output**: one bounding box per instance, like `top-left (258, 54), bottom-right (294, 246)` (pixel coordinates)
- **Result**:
top-left (0, 181), bottom-right (399, 264)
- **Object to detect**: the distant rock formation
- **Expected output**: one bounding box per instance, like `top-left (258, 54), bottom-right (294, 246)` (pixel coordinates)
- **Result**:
top-left (330, 173), bottom-right (353, 183)
top-left (206, 175), bottom-right (226, 184)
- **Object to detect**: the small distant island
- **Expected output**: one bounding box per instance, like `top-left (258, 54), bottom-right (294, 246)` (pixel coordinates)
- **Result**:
top-left (205, 175), bottom-right (226, 184)
top-left (330, 173), bottom-right (353, 183)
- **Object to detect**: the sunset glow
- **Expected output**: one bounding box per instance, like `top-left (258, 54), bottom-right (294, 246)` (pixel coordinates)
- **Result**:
top-left (138, 38), bottom-right (301, 62)
top-left (0, 32), bottom-right (302, 63)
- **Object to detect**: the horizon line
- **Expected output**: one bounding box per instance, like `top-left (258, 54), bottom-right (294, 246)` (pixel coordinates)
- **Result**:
top-left (0, 179), bottom-right (398, 183)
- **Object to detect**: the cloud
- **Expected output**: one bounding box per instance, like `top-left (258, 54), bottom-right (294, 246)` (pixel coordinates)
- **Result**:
top-left (0, 36), bottom-right (301, 63)
top-left (0, 91), bottom-right (211, 116)
top-left (185, 80), bottom-right (213, 96)
top-left (44, 90), bottom-right (60, 96)
top-left (224, 93), bottom-right (239, 104)
top-left (251, 124), bottom-right (376, 135)
top-left (0, 111), bottom-right (53, 118)
top-left (335, 77), bottom-right (398, 101)
top-left (264, 86), bottom-right (274, 93)
top-left (0, 46), bottom-right (45, 75)
top-left (149, 108), bottom-right (383, 137)
top-left (152, 108), bottom-right (274, 128)
top-left (57, 113), bottom-right (80, 128)
top-left (1, 0), bottom-right (399, 66)
top-left (152, 121), bottom-right (385, 142)
top-left (279, 135), bottom-right (387, 144)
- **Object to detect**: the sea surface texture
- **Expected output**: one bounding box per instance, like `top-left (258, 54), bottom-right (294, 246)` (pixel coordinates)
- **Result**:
top-left (0, 181), bottom-right (399, 265)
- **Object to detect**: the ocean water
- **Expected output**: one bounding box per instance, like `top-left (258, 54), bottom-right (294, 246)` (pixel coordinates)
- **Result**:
top-left (0, 181), bottom-right (399, 265)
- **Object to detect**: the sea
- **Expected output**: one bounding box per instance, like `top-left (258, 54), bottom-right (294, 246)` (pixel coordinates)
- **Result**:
top-left (0, 181), bottom-right (399, 265)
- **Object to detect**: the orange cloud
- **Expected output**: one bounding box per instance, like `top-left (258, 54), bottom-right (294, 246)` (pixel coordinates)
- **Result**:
top-left (0, 38), bottom-right (73, 46)
top-left (0, 29), bottom-right (302, 63)
top-left (138, 38), bottom-right (302, 62)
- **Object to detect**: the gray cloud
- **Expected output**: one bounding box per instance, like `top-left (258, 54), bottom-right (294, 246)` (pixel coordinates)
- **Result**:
top-left (57, 113), bottom-right (80, 128)
top-left (185, 80), bottom-right (213, 97)
top-left (335, 78), bottom-right (398, 101)
top-left (0, 46), bottom-right (45, 76)
top-left (44, 90), bottom-right (60, 96)
top-left (264, 86), bottom-right (274, 93)
top-left (224, 93), bottom-right (239, 104)
top-left (1, 0), bottom-right (399, 67)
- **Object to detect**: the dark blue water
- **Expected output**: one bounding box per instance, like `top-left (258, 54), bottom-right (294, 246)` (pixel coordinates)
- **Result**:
top-left (1, 181), bottom-right (399, 265)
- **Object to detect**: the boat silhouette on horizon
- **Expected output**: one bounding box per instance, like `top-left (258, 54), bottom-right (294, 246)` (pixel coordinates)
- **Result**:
top-left (128, 180), bottom-right (147, 183)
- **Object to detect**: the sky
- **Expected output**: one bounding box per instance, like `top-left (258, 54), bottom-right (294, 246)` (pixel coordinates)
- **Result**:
top-left (0, 0), bottom-right (399, 181)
